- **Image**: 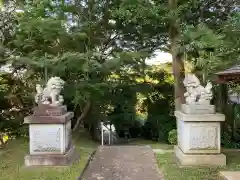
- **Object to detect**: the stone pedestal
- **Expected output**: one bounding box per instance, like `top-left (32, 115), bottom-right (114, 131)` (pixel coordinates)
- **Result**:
top-left (174, 104), bottom-right (226, 166)
top-left (24, 104), bottom-right (79, 166)
top-left (181, 104), bottom-right (215, 114)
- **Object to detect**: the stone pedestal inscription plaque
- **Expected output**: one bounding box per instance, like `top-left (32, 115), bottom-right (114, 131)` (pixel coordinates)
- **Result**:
top-left (189, 126), bottom-right (218, 150)
top-left (30, 124), bottom-right (63, 154)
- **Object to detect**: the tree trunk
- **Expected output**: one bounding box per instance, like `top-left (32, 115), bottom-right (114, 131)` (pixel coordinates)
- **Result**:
top-left (172, 53), bottom-right (185, 110)
top-left (0, 135), bottom-right (6, 149)
top-left (73, 102), bottom-right (91, 132)
top-left (0, 136), bottom-right (3, 146)
top-left (169, 0), bottom-right (185, 110)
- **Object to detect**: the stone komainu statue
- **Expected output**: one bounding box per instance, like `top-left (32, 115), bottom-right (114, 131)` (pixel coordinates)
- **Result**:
top-left (35, 77), bottom-right (65, 106)
top-left (183, 74), bottom-right (213, 105)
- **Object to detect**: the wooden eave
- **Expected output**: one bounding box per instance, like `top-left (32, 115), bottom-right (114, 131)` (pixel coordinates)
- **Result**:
top-left (215, 65), bottom-right (240, 84)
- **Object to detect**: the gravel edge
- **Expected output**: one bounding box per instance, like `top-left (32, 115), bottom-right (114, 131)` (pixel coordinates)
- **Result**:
top-left (77, 149), bottom-right (97, 180)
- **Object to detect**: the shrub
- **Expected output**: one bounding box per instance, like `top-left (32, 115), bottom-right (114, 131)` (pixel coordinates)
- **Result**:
top-left (142, 115), bottom-right (176, 141)
top-left (168, 129), bottom-right (177, 145)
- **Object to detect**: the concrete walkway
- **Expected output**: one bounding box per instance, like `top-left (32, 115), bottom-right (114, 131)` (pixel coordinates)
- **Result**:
top-left (220, 171), bottom-right (240, 180)
top-left (80, 146), bottom-right (163, 180)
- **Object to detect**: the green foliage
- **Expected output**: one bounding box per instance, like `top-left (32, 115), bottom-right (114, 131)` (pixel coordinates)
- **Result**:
top-left (221, 132), bottom-right (240, 149)
top-left (0, 72), bottom-right (32, 139)
top-left (182, 12), bottom-right (240, 80)
top-left (168, 129), bottom-right (177, 145)
top-left (0, 0), bottom-right (239, 143)
top-left (220, 104), bottom-right (240, 149)
top-left (140, 68), bottom-right (175, 141)
top-left (0, 1), bottom-right (18, 43)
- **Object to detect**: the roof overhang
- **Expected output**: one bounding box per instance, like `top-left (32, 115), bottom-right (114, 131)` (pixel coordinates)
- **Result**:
top-left (215, 65), bottom-right (240, 84)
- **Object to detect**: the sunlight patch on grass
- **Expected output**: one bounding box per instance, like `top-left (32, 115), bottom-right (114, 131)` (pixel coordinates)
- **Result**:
top-left (0, 131), bottom-right (98, 180)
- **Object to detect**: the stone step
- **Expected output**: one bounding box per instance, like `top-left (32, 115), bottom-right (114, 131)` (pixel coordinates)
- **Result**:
top-left (220, 171), bottom-right (240, 180)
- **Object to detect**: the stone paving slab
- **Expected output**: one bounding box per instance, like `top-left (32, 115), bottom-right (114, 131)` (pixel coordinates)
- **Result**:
top-left (80, 145), bottom-right (163, 180)
top-left (220, 171), bottom-right (240, 180)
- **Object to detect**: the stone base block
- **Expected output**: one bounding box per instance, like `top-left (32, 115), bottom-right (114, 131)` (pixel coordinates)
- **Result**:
top-left (25, 146), bottom-right (79, 166)
top-left (220, 171), bottom-right (240, 180)
top-left (33, 105), bottom-right (67, 116)
top-left (174, 146), bottom-right (226, 167)
top-left (175, 111), bottom-right (225, 122)
top-left (181, 104), bottom-right (215, 114)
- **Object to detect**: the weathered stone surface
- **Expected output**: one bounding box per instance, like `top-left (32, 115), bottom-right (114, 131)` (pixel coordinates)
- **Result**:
top-left (177, 120), bottom-right (221, 154)
top-left (30, 124), bottom-right (62, 154)
top-left (24, 112), bottom-right (73, 124)
top-left (25, 146), bottom-right (79, 166)
top-left (33, 104), bottom-right (67, 116)
top-left (175, 106), bottom-right (226, 167)
top-left (65, 121), bottom-right (72, 151)
top-left (220, 171), bottom-right (240, 180)
top-left (24, 104), bottom-right (77, 167)
top-left (189, 125), bottom-right (218, 150)
top-left (175, 146), bottom-right (226, 166)
top-left (35, 77), bottom-right (65, 106)
top-left (175, 111), bottom-right (225, 122)
top-left (29, 122), bottom-right (72, 155)
top-left (183, 74), bottom-right (213, 105)
top-left (181, 104), bottom-right (215, 114)
top-left (81, 146), bottom-right (163, 180)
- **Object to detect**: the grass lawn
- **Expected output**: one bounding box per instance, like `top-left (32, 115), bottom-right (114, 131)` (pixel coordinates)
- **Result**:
top-left (2, 132), bottom-right (240, 180)
top-left (130, 140), bottom-right (240, 179)
top-left (156, 150), bottom-right (240, 180)
top-left (0, 131), bottom-right (98, 180)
